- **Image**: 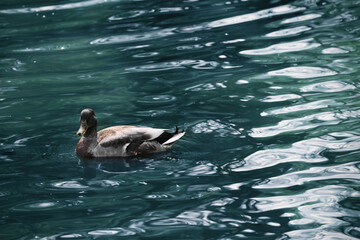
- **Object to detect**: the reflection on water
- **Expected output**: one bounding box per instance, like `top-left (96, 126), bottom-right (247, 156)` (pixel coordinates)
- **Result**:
top-left (1, 0), bottom-right (360, 239)
top-left (240, 38), bottom-right (320, 55)
top-left (268, 66), bottom-right (338, 79)
top-left (206, 4), bottom-right (304, 28)
top-left (0, 0), bottom-right (120, 14)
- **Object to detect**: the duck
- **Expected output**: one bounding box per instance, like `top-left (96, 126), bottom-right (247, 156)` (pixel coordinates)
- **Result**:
top-left (76, 108), bottom-right (185, 158)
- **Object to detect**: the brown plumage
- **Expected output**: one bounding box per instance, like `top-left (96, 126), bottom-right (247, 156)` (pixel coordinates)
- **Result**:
top-left (76, 109), bottom-right (185, 158)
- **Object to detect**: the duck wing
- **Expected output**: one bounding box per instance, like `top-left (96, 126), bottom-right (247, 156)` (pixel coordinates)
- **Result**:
top-left (98, 126), bottom-right (168, 148)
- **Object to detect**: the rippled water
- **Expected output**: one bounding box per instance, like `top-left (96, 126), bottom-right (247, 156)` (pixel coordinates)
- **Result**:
top-left (1, 0), bottom-right (360, 239)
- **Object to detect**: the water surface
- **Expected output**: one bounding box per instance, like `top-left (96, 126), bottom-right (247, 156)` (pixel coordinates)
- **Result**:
top-left (1, 0), bottom-right (360, 239)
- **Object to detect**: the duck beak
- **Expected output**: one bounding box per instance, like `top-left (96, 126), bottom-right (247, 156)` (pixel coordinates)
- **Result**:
top-left (77, 121), bottom-right (88, 136)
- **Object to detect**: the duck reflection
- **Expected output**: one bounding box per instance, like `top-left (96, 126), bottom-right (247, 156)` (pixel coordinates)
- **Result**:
top-left (78, 152), bottom-right (172, 178)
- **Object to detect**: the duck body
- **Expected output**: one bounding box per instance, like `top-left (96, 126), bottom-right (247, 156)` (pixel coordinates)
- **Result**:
top-left (76, 109), bottom-right (185, 158)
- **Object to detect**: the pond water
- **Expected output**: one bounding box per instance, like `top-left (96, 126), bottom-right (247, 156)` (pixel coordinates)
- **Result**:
top-left (1, 0), bottom-right (360, 239)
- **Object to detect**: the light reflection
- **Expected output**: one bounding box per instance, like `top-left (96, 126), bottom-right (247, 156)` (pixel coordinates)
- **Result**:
top-left (176, 210), bottom-right (217, 226)
top-left (250, 111), bottom-right (341, 138)
top-left (266, 26), bottom-right (311, 37)
top-left (14, 135), bottom-right (43, 147)
top-left (251, 185), bottom-right (359, 215)
top-left (186, 163), bottom-right (218, 176)
top-left (240, 38), bottom-right (320, 55)
top-left (300, 80), bottom-right (356, 93)
top-left (191, 120), bottom-right (242, 137)
top-left (207, 5), bottom-right (305, 28)
top-left (260, 99), bottom-right (340, 116)
top-left (87, 180), bottom-right (122, 187)
top-left (90, 28), bottom-right (176, 45)
top-left (285, 228), bottom-right (357, 239)
top-left (0, 0), bottom-right (119, 14)
top-left (60, 233), bottom-right (83, 238)
top-left (281, 13), bottom-right (322, 24)
top-left (222, 38), bottom-right (245, 44)
top-left (1, 0), bottom-right (360, 238)
top-left (108, 10), bottom-right (147, 21)
top-left (88, 228), bottom-right (136, 237)
top-left (143, 210), bottom-right (225, 229)
top-left (322, 47), bottom-right (349, 54)
top-left (254, 162), bottom-right (360, 189)
top-left (232, 147), bottom-right (326, 173)
top-left (261, 94), bottom-right (301, 103)
top-left (235, 80), bottom-right (249, 85)
top-left (232, 132), bottom-right (360, 172)
top-left (52, 181), bottom-right (88, 189)
top-left (126, 60), bottom-right (218, 72)
top-left (268, 66), bottom-right (337, 79)
top-left (288, 218), bottom-right (315, 226)
top-left (210, 197), bottom-right (237, 207)
top-left (29, 202), bottom-right (56, 208)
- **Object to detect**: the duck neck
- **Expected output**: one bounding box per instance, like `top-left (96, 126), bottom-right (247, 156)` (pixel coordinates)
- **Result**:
top-left (77, 126), bottom-right (98, 158)
top-left (83, 126), bottom-right (98, 147)
top-left (84, 126), bottom-right (97, 138)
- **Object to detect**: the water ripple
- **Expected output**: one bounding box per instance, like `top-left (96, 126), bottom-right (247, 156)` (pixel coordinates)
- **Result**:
top-left (250, 185), bottom-right (360, 212)
top-left (137, 95), bottom-right (176, 105)
top-left (300, 80), bottom-right (356, 93)
top-left (207, 5), bottom-right (305, 28)
top-left (88, 228), bottom-right (136, 237)
top-left (146, 210), bottom-right (223, 228)
top-left (234, 132), bottom-right (360, 172)
top-left (322, 47), bottom-right (350, 54)
top-left (51, 180), bottom-right (89, 189)
top-left (90, 28), bottom-right (176, 45)
top-left (1, 0), bottom-right (360, 239)
top-left (261, 94), bottom-right (302, 103)
top-left (250, 111), bottom-right (342, 138)
top-left (281, 13), bottom-right (322, 24)
top-left (265, 26), bottom-right (312, 38)
top-left (11, 201), bottom-right (64, 212)
top-left (251, 185), bottom-right (360, 239)
top-left (126, 60), bottom-right (219, 72)
top-left (229, 140), bottom-right (327, 172)
top-left (240, 39), bottom-right (320, 55)
top-left (0, 0), bottom-right (119, 14)
top-left (185, 163), bottom-right (218, 176)
top-left (191, 120), bottom-right (242, 137)
top-left (268, 66), bottom-right (337, 79)
top-left (108, 10), bottom-right (147, 21)
top-left (254, 162), bottom-right (360, 189)
top-left (261, 99), bottom-right (340, 116)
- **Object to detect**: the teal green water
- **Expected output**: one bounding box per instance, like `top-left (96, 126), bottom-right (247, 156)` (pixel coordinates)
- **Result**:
top-left (1, 0), bottom-right (360, 239)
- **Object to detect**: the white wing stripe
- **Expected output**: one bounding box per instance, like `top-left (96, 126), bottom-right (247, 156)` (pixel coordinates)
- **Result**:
top-left (163, 132), bottom-right (185, 145)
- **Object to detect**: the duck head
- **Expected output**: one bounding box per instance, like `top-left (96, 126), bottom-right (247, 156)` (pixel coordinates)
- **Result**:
top-left (77, 108), bottom-right (97, 137)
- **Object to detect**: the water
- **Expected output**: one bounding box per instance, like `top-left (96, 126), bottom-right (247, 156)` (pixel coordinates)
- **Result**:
top-left (1, 0), bottom-right (360, 239)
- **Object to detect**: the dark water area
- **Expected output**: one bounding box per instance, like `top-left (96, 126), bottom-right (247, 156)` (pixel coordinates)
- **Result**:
top-left (1, 0), bottom-right (360, 239)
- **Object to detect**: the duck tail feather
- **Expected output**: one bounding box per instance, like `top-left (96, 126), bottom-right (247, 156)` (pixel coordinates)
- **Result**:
top-left (163, 130), bottom-right (185, 145)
